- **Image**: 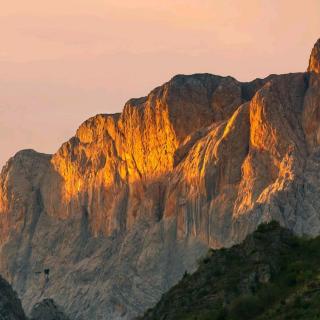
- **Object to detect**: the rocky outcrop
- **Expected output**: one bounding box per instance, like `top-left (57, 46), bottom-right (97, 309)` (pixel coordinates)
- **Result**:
top-left (30, 299), bottom-right (70, 320)
top-left (308, 38), bottom-right (320, 74)
top-left (0, 275), bottom-right (27, 320)
top-left (0, 276), bottom-right (66, 320)
top-left (0, 39), bottom-right (320, 319)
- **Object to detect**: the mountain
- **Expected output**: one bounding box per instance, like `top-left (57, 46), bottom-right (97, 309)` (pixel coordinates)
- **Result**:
top-left (0, 275), bottom-right (27, 320)
top-left (138, 221), bottom-right (320, 320)
top-left (0, 39), bottom-right (320, 319)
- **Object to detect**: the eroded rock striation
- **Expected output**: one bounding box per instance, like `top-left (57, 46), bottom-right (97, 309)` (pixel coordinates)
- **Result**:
top-left (0, 40), bottom-right (320, 319)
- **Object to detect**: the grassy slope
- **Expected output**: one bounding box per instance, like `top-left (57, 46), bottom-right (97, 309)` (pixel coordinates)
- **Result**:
top-left (138, 221), bottom-right (320, 320)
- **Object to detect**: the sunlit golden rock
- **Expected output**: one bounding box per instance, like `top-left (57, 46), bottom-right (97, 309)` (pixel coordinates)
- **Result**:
top-left (44, 74), bottom-right (243, 236)
top-left (308, 38), bottom-right (320, 74)
top-left (303, 39), bottom-right (320, 151)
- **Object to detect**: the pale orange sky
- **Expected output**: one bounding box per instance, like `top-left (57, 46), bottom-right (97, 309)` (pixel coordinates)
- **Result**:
top-left (1, 0), bottom-right (320, 167)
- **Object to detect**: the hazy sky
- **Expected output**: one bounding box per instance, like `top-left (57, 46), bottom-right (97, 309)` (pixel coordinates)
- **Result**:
top-left (1, 0), bottom-right (320, 167)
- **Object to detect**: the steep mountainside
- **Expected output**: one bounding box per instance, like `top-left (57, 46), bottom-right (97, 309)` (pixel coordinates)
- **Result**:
top-left (0, 39), bottom-right (320, 319)
top-left (138, 222), bottom-right (320, 320)
top-left (0, 275), bottom-right (27, 320)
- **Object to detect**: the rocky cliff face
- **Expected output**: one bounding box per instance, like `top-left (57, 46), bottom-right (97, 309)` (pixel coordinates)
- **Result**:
top-left (0, 40), bottom-right (320, 319)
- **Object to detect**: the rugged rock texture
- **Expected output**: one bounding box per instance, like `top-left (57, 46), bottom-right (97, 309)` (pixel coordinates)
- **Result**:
top-left (0, 39), bottom-right (320, 319)
top-left (30, 299), bottom-right (70, 320)
top-left (0, 275), bottom-right (27, 320)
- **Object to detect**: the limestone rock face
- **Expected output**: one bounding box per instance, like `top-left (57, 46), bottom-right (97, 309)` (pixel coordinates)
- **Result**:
top-left (0, 40), bottom-right (320, 319)
top-left (43, 74), bottom-right (244, 236)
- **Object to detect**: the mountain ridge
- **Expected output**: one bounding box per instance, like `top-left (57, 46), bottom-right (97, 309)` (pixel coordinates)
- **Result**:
top-left (0, 39), bottom-right (319, 319)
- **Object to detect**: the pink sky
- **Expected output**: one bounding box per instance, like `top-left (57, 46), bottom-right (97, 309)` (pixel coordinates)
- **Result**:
top-left (1, 0), bottom-right (320, 167)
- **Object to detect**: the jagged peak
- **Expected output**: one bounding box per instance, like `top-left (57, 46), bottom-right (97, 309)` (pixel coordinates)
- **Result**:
top-left (308, 38), bottom-right (320, 73)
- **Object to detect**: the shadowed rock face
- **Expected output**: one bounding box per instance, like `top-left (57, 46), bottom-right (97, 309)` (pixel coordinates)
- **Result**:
top-left (0, 39), bottom-right (320, 319)
top-left (0, 275), bottom-right (26, 320)
top-left (30, 299), bottom-right (70, 320)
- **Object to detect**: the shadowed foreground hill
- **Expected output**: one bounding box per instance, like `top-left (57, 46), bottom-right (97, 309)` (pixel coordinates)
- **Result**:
top-left (139, 222), bottom-right (320, 320)
top-left (0, 275), bottom-right (26, 320)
